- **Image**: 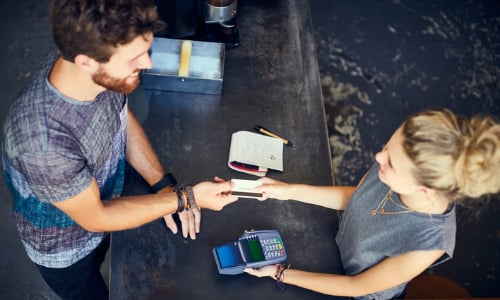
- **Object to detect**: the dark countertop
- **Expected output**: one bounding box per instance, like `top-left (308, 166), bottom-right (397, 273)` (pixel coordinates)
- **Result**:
top-left (1, 1), bottom-right (498, 299)
top-left (110, 1), bottom-right (343, 299)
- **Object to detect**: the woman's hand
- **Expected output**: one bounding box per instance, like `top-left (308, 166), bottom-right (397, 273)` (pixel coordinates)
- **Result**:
top-left (255, 177), bottom-right (292, 201)
top-left (244, 264), bottom-right (278, 279)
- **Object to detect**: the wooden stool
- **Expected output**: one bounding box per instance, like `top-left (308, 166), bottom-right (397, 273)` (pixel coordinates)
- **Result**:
top-left (405, 274), bottom-right (471, 299)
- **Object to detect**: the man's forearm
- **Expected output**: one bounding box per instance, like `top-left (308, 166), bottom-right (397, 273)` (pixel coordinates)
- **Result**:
top-left (52, 178), bottom-right (182, 232)
top-left (126, 109), bottom-right (165, 186)
top-left (97, 192), bottom-right (180, 231)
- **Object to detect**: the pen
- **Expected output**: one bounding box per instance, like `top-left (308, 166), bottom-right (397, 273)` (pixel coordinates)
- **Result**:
top-left (254, 125), bottom-right (294, 147)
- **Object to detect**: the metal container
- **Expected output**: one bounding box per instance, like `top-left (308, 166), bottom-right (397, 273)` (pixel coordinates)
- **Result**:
top-left (204, 0), bottom-right (238, 24)
top-left (141, 37), bottom-right (225, 94)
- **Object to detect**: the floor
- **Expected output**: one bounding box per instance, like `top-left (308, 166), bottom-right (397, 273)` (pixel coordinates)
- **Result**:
top-left (310, 0), bottom-right (500, 297)
top-left (0, 1), bottom-right (498, 299)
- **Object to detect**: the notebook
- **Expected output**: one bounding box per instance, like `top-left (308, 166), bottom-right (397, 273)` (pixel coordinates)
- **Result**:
top-left (228, 131), bottom-right (283, 176)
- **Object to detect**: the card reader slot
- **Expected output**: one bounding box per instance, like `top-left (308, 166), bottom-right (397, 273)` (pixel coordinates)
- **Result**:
top-left (237, 240), bottom-right (248, 263)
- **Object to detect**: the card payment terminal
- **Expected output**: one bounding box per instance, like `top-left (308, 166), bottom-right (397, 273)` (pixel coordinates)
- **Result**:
top-left (212, 230), bottom-right (287, 275)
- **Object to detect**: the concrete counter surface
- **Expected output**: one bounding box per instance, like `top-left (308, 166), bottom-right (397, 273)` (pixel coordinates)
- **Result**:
top-left (110, 1), bottom-right (341, 299)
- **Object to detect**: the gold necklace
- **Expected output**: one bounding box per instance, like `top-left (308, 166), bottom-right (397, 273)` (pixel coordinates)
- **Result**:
top-left (371, 190), bottom-right (426, 215)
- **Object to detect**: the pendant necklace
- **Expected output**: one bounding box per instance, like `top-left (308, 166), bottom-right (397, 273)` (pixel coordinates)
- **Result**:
top-left (371, 190), bottom-right (429, 215)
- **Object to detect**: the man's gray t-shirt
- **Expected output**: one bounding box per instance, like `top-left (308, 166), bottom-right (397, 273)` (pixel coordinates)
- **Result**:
top-left (2, 53), bottom-right (127, 268)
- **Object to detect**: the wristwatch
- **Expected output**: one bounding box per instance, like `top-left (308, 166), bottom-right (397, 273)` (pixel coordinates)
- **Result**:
top-left (151, 173), bottom-right (177, 193)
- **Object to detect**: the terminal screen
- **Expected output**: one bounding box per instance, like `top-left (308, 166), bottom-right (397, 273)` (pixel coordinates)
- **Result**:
top-left (216, 244), bottom-right (244, 268)
top-left (244, 239), bottom-right (265, 262)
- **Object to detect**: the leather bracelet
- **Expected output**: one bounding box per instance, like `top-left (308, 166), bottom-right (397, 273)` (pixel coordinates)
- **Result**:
top-left (174, 187), bottom-right (185, 213)
top-left (275, 263), bottom-right (290, 283)
top-left (151, 173), bottom-right (177, 193)
top-left (184, 185), bottom-right (197, 210)
top-left (171, 185), bottom-right (195, 213)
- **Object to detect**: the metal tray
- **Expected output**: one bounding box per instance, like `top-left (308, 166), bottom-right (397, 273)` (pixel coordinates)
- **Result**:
top-left (141, 37), bottom-right (225, 94)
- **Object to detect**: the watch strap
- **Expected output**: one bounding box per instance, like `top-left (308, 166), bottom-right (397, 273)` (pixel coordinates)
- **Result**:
top-left (151, 173), bottom-right (177, 193)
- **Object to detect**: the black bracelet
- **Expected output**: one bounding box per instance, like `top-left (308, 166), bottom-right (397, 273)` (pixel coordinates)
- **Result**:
top-left (174, 187), bottom-right (185, 213)
top-left (151, 173), bottom-right (177, 193)
top-left (171, 185), bottom-right (194, 213)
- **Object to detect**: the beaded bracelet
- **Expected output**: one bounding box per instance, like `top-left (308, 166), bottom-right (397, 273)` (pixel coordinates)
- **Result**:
top-left (173, 185), bottom-right (196, 212)
top-left (274, 263), bottom-right (291, 290)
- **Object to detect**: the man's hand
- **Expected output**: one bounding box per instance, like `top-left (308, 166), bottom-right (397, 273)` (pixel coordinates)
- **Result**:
top-left (193, 177), bottom-right (238, 211)
top-left (157, 185), bottom-right (199, 240)
top-left (161, 177), bottom-right (236, 240)
top-left (163, 212), bottom-right (200, 240)
top-left (176, 205), bottom-right (201, 239)
top-left (163, 214), bottom-right (178, 234)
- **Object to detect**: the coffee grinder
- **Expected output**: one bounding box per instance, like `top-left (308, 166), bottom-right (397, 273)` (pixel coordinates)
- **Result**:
top-left (154, 0), bottom-right (239, 48)
top-left (202, 0), bottom-right (240, 48)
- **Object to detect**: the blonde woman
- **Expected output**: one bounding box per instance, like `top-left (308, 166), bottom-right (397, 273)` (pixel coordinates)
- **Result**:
top-left (245, 109), bottom-right (500, 299)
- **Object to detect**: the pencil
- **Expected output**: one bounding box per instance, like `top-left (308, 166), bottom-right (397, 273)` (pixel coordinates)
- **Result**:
top-left (255, 125), bottom-right (294, 147)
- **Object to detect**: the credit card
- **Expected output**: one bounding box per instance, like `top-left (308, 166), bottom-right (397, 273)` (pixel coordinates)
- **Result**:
top-left (231, 179), bottom-right (263, 198)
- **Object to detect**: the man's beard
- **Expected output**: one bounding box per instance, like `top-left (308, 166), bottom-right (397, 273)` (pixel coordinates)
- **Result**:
top-left (92, 67), bottom-right (140, 94)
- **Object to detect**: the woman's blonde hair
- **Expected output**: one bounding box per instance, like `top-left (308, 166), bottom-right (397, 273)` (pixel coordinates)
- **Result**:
top-left (402, 109), bottom-right (500, 200)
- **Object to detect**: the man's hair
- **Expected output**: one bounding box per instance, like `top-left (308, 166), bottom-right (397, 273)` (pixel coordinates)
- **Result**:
top-left (51, 0), bottom-right (165, 63)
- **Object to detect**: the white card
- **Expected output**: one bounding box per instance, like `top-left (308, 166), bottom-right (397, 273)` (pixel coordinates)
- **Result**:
top-left (231, 179), bottom-right (263, 198)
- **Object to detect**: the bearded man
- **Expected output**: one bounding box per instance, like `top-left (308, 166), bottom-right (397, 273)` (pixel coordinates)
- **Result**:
top-left (2, 1), bottom-right (236, 299)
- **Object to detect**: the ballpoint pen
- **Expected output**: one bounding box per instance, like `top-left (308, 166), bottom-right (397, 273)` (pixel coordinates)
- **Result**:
top-left (254, 125), bottom-right (294, 147)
